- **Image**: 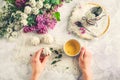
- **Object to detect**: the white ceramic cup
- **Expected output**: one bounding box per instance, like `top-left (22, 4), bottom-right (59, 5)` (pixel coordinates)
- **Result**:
top-left (63, 39), bottom-right (81, 56)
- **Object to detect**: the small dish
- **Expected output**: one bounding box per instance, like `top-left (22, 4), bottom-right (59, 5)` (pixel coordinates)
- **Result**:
top-left (63, 39), bottom-right (81, 56)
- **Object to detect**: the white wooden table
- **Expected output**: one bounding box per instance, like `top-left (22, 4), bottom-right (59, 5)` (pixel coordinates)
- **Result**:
top-left (0, 0), bottom-right (120, 80)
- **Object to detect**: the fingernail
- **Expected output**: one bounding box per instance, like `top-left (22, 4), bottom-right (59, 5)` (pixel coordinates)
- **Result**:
top-left (40, 48), bottom-right (44, 51)
top-left (81, 47), bottom-right (84, 50)
top-left (30, 54), bottom-right (32, 57)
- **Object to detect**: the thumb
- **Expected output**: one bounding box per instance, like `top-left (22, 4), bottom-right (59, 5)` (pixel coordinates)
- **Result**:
top-left (42, 55), bottom-right (50, 65)
top-left (79, 47), bottom-right (86, 61)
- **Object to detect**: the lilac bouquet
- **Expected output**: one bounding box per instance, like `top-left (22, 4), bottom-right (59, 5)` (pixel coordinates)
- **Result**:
top-left (0, 0), bottom-right (72, 39)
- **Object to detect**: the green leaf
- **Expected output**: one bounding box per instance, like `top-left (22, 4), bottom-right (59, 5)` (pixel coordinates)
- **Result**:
top-left (58, 54), bottom-right (62, 58)
top-left (55, 0), bottom-right (61, 4)
top-left (50, 48), bottom-right (53, 51)
top-left (5, 0), bottom-right (15, 4)
top-left (51, 0), bottom-right (56, 4)
top-left (51, 60), bottom-right (57, 65)
top-left (35, 0), bottom-right (39, 1)
top-left (9, 15), bottom-right (14, 23)
top-left (39, 10), bottom-right (44, 14)
top-left (53, 12), bottom-right (60, 21)
top-left (50, 0), bottom-right (61, 5)
top-left (66, 67), bottom-right (69, 69)
top-left (51, 60), bottom-right (61, 65)
top-left (15, 14), bottom-right (21, 20)
top-left (27, 14), bottom-right (36, 26)
top-left (8, 5), bottom-right (18, 13)
top-left (44, 0), bottom-right (50, 4)
top-left (55, 54), bottom-right (62, 59)
top-left (54, 50), bottom-right (59, 54)
top-left (65, 0), bottom-right (72, 3)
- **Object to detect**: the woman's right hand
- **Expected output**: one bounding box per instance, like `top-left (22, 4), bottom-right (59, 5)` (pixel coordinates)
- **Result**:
top-left (79, 47), bottom-right (92, 80)
top-left (79, 47), bottom-right (92, 71)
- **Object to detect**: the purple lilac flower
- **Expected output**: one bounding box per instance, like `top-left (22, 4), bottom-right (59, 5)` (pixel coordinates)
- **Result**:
top-left (48, 18), bottom-right (57, 29)
top-left (80, 27), bottom-right (86, 34)
top-left (36, 15), bottom-right (44, 22)
top-left (58, 4), bottom-right (63, 7)
top-left (36, 14), bottom-right (57, 32)
top-left (23, 13), bottom-right (57, 34)
top-left (15, 0), bottom-right (27, 8)
top-left (36, 23), bottom-right (48, 34)
top-left (23, 26), bottom-right (36, 33)
top-left (53, 6), bottom-right (59, 12)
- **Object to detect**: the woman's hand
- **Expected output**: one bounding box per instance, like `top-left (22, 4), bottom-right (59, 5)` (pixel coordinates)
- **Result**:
top-left (79, 47), bottom-right (92, 71)
top-left (79, 47), bottom-right (92, 80)
top-left (31, 48), bottom-right (49, 80)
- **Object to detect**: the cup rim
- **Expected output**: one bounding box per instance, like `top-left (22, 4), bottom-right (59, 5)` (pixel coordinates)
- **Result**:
top-left (63, 39), bottom-right (81, 57)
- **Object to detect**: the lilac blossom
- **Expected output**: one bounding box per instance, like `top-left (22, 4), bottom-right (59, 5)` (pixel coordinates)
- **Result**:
top-left (80, 27), bottom-right (86, 34)
top-left (23, 13), bottom-right (57, 34)
top-left (36, 14), bottom-right (57, 32)
top-left (15, 0), bottom-right (27, 8)
top-left (23, 26), bottom-right (36, 33)
top-left (36, 23), bottom-right (48, 34)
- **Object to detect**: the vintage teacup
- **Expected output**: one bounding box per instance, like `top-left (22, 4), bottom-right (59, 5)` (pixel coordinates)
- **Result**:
top-left (63, 39), bottom-right (81, 56)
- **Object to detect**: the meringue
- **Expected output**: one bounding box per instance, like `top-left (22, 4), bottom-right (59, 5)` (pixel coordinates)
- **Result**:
top-left (42, 47), bottom-right (52, 56)
top-left (30, 36), bottom-right (40, 46)
top-left (41, 34), bottom-right (54, 44)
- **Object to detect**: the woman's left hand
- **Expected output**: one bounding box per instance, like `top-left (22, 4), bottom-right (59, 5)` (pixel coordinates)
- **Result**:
top-left (31, 48), bottom-right (49, 80)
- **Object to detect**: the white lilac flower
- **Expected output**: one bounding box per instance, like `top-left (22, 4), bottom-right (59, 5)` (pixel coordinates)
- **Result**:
top-left (16, 11), bottom-right (22, 14)
top-left (7, 28), bottom-right (13, 33)
top-left (15, 22), bottom-right (20, 25)
top-left (0, 23), bottom-right (3, 27)
top-left (36, 1), bottom-right (43, 9)
top-left (44, 4), bottom-right (51, 9)
top-left (21, 12), bottom-right (28, 19)
top-left (2, 21), bottom-right (7, 26)
top-left (4, 33), bottom-right (10, 39)
top-left (11, 31), bottom-right (18, 38)
top-left (29, 0), bottom-right (36, 7)
top-left (21, 19), bottom-right (28, 26)
top-left (14, 25), bottom-right (21, 31)
top-left (11, 13), bottom-right (16, 17)
top-left (32, 7), bottom-right (39, 15)
top-left (8, 23), bottom-right (14, 28)
top-left (8, 36), bottom-right (16, 41)
top-left (24, 6), bottom-right (32, 14)
top-left (40, 0), bottom-right (45, 2)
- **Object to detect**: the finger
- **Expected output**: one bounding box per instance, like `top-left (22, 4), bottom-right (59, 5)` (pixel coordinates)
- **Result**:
top-left (79, 47), bottom-right (86, 61)
top-left (40, 55), bottom-right (44, 62)
top-left (31, 55), bottom-right (36, 64)
top-left (42, 55), bottom-right (50, 65)
top-left (34, 48), bottom-right (44, 60)
top-left (85, 50), bottom-right (92, 58)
